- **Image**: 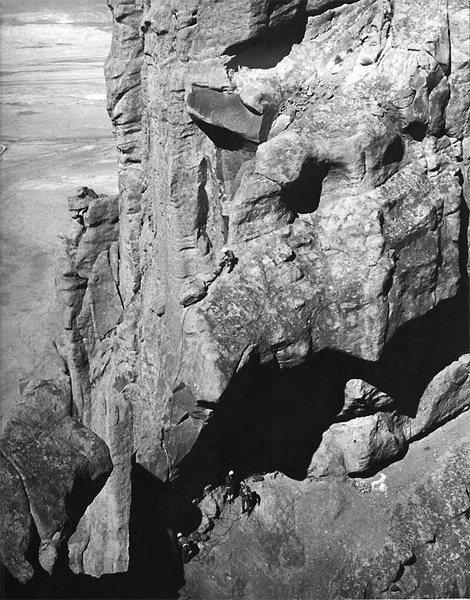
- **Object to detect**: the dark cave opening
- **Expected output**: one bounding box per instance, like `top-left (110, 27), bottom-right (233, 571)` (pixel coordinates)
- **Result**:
top-left (224, 9), bottom-right (308, 70)
top-left (176, 285), bottom-right (468, 497)
top-left (177, 352), bottom-right (346, 491)
top-left (403, 121), bottom-right (427, 141)
top-left (367, 291), bottom-right (469, 416)
top-left (281, 159), bottom-right (329, 214)
top-left (382, 136), bottom-right (405, 165)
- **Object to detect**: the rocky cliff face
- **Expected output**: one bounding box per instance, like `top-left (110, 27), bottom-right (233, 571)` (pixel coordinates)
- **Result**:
top-left (0, 380), bottom-right (112, 585)
top-left (2, 0), bottom-right (469, 597)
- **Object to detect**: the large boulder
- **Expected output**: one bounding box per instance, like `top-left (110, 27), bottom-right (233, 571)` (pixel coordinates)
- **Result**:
top-left (187, 85), bottom-right (265, 143)
top-left (0, 380), bottom-right (112, 581)
top-left (309, 355), bottom-right (470, 478)
top-left (309, 411), bottom-right (408, 477)
top-left (408, 354), bottom-right (470, 440)
top-left (339, 379), bottom-right (395, 419)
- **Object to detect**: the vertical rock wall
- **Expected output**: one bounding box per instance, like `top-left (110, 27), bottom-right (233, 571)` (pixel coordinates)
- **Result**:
top-left (57, 0), bottom-right (145, 574)
top-left (54, 0), bottom-right (469, 590)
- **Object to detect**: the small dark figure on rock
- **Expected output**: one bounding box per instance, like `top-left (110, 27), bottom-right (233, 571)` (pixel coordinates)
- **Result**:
top-left (216, 247), bottom-right (237, 276)
top-left (240, 481), bottom-right (252, 514)
top-left (224, 469), bottom-right (237, 503)
top-left (240, 482), bottom-right (261, 515)
top-left (187, 533), bottom-right (200, 558)
top-left (177, 532), bottom-right (191, 563)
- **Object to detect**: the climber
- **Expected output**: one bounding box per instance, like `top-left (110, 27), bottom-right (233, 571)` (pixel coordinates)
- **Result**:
top-left (224, 469), bottom-right (237, 503)
top-left (240, 481), bottom-right (253, 514)
top-left (216, 247), bottom-right (237, 276)
top-left (187, 533), bottom-right (200, 558)
top-left (177, 532), bottom-right (191, 563)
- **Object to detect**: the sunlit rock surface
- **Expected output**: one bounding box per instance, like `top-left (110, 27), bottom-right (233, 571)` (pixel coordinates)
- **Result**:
top-left (2, 0), bottom-right (469, 597)
top-left (59, 0), bottom-right (469, 591)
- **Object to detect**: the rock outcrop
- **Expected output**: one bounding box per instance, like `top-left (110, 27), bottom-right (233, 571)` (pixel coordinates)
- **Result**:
top-left (408, 355), bottom-right (470, 440)
top-left (54, 186), bottom-right (133, 577)
top-left (308, 354), bottom-right (470, 477)
top-left (52, 0), bottom-right (469, 589)
top-left (2, 0), bottom-right (469, 597)
top-left (0, 380), bottom-right (112, 583)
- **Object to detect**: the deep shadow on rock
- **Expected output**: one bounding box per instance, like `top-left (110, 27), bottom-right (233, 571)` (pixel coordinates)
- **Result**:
top-left (365, 288), bottom-right (469, 416)
top-left (225, 11), bottom-right (308, 70)
top-left (176, 287), bottom-right (469, 493)
top-left (281, 159), bottom-right (329, 214)
top-left (190, 117), bottom-right (259, 151)
top-left (2, 463), bottom-right (196, 599)
top-left (183, 412), bottom-right (470, 600)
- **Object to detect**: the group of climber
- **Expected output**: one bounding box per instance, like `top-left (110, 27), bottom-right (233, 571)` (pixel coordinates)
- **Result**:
top-left (224, 469), bottom-right (260, 515)
top-left (176, 532), bottom-right (198, 564)
top-left (175, 469), bottom-right (260, 564)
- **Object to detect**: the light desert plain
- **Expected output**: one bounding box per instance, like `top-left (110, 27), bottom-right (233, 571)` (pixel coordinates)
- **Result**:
top-left (0, 0), bottom-right (118, 431)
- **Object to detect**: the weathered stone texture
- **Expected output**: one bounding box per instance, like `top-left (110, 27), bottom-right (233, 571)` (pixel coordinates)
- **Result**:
top-left (184, 412), bottom-right (470, 600)
top-left (118, 0), bottom-right (467, 494)
top-left (0, 455), bottom-right (34, 584)
top-left (42, 0), bottom-right (470, 590)
top-left (67, 382), bottom-right (133, 577)
top-left (0, 380), bottom-right (112, 582)
top-left (340, 379), bottom-right (395, 418)
top-left (55, 189), bottom-right (121, 420)
top-left (105, 0), bottom-right (144, 304)
top-left (408, 355), bottom-right (470, 441)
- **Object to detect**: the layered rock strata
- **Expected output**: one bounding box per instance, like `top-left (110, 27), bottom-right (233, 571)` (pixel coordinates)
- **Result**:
top-left (2, 0), bottom-right (469, 596)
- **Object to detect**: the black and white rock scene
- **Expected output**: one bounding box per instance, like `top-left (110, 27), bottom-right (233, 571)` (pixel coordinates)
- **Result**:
top-left (1, 0), bottom-right (469, 598)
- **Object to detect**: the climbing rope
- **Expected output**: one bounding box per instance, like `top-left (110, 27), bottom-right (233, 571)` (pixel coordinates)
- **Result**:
top-left (192, 499), bottom-right (246, 562)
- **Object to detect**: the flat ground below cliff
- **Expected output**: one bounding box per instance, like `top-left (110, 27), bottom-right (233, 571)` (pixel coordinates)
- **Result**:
top-left (0, 1), bottom-right (117, 431)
